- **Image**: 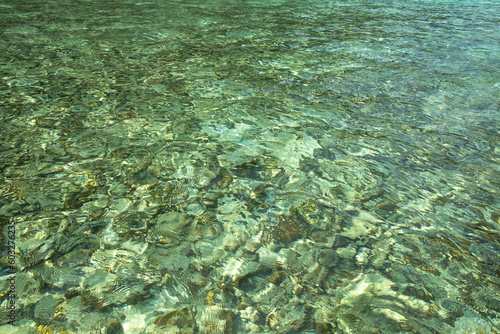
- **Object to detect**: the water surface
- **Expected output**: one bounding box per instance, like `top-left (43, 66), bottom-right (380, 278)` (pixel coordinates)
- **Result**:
top-left (0, 0), bottom-right (499, 333)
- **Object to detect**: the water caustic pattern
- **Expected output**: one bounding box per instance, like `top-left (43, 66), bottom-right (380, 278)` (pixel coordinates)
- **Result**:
top-left (0, 0), bottom-right (499, 332)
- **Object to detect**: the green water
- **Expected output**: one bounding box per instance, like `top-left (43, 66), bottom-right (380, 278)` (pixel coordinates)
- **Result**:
top-left (0, 0), bottom-right (499, 333)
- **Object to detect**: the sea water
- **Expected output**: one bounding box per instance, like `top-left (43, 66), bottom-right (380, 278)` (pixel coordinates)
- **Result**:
top-left (0, 0), bottom-right (499, 332)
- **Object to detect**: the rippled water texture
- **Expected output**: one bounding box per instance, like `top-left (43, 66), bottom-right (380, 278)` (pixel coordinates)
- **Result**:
top-left (1, 0), bottom-right (499, 333)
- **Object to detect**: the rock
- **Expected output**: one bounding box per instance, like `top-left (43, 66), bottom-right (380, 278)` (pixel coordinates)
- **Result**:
top-left (153, 307), bottom-right (196, 332)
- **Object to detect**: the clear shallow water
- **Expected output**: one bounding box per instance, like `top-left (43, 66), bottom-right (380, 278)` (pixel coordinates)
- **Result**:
top-left (0, 0), bottom-right (499, 333)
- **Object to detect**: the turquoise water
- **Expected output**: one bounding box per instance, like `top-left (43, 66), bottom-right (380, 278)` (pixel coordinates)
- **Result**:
top-left (0, 0), bottom-right (499, 333)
